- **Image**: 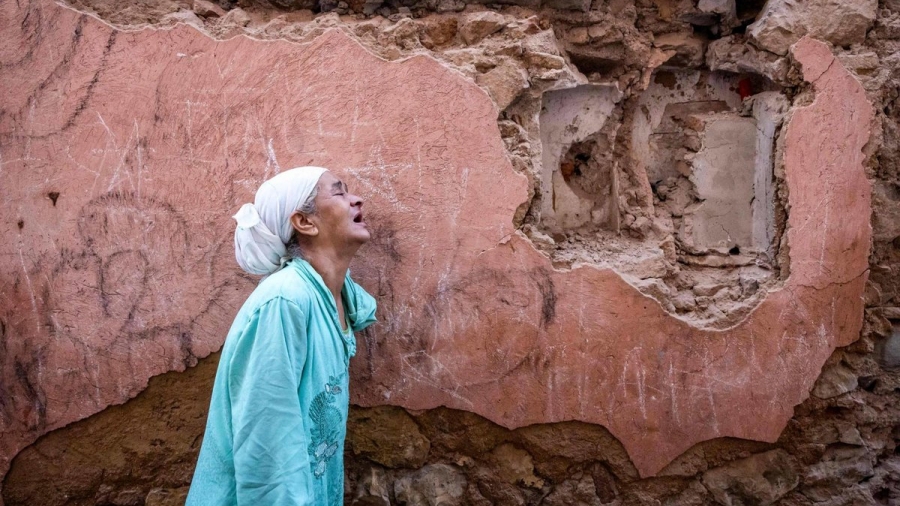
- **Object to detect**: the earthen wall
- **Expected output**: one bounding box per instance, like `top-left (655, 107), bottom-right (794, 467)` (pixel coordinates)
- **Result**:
top-left (1, 0), bottom-right (899, 504)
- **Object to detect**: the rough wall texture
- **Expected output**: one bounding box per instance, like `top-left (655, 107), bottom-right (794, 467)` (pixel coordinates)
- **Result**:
top-left (1, 0), bottom-right (899, 504)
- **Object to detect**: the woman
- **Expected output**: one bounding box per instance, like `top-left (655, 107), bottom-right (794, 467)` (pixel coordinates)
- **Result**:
top-left (187, 166), bottom-right (377, 506)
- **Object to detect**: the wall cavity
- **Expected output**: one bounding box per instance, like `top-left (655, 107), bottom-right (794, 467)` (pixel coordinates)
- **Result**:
top-left (530, 69), bottom-right (787, 327)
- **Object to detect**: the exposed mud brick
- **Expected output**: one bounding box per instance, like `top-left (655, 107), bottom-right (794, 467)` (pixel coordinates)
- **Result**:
top-left (347, 406), bottom-right (431, 469)
top-left (459, 11), bottom-right (508, 45)
top-left (475, 60), bottom-right (529, 110)
top-left (394, 464), bottom-right (467, 506)
top-left (487, 444), bottom-right (541, 487)
top-left (418, 16), bottom-right (458, 49)
top-left (701, 449), bottom-right (799, 506)
top-left (515, 422), bottom-right (639, 480)
top-left (748, 0), bottom-right (878, 55)
top-left (192, 0), bottom-right (224, 17)
top-left (220, 6), bottom-right (250, 26)
top-left (635, 70), bottom-right (743, 185)
top-left (352, 466), bottom-right (392, 506)
top-left (652, 32), bottom-right (706, 68)
top-left (63, 0), bottom-right (187, 24)
top-left (706, 35), bottom-right (790, 83)
top-left (811, 362), bottom-right (859, 399)
top-left (542, 473), bottom-right (604, 506)
top-left (2, 354), bottom-right (219, 506)
top-left (409, 408), bottom-right (511, 457)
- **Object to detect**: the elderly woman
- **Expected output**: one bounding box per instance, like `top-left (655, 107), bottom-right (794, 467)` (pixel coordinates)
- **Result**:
top-left (186, 166), bottom-right (377, 506)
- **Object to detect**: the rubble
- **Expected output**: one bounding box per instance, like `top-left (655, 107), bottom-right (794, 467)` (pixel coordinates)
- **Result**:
top-left (701, 450), bottom-right (799, 506)
top-left (393, 464), bottom-right (467, 506)
top-left (748, 0), bottom-right (878, 55)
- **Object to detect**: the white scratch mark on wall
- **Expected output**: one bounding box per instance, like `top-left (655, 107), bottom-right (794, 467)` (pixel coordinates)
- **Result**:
top-left (23, 98), bottom-right (37, 163)
top-left (706, 386), bottom-right (719, 433)
top-left (183, 99), bottom-right (213, 167)
top-left (399, 351), bottom-right (475, 409)
top-left (18, 244), bottom-right (41, 332)
top-left (100, 116), bottom-right (144, 194)
top-left (818, 200), bottom-right (831, 275)
top-left (265, 137), bottom-right (281, 176)
top-left (344, 144), bottom-right (413, 213)
top-left (668, 362), bottom-right (679, 424)
top-left (134, 119), bottom-right (144, 198)
top-left (94, 112), bottom-right (117, 195)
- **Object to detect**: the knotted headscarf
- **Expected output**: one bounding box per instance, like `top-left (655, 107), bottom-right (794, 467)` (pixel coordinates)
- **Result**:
top-left (233, 166), bottom-right (328, 275)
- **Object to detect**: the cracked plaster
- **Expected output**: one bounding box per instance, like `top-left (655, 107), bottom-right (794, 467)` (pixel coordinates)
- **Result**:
top-left (0, 0), bottom-right (873, 495)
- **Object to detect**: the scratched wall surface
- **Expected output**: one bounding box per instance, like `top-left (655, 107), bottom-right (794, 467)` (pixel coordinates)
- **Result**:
top-left (0, 0), bottom-right (873, 494)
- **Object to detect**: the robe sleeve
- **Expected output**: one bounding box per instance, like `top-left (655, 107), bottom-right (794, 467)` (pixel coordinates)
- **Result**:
top-left (227, 296), bottom-right (313, 506)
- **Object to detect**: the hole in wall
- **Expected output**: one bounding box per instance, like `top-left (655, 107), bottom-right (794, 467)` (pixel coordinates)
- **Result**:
top-left (568, 53), bottom-right (623, 77)
top-left (736, 0), bottom-right (768, 23)
top-left (559, 137), bottom-right (619, 232)
top-left (528, 70), bottom-right (789, 328)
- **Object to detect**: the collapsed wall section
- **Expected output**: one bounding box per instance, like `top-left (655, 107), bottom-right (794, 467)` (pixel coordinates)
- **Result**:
top-left (530, 69), bottom-right (786, 326)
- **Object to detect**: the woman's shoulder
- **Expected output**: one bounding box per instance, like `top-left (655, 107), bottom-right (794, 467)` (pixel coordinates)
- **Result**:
top-left (243, 266), bottom-right (316, 315)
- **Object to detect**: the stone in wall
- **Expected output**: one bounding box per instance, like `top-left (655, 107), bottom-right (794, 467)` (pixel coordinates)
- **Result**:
top-left (394, 464), bottom-right (467, 506)
top-left (706, 35), bottom-right (790, 83)
top-left (347, 407), bottom-right (431, 468)
top-left (700, 449), bottom-right (799, 505)
top-left (748, 0), bottom-right (878, 56)
top-left (0, 0), bottom-right (876, 500)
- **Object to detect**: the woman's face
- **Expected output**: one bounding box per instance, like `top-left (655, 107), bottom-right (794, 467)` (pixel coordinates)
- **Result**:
top-left (305, 171), bottom-right (370, 251)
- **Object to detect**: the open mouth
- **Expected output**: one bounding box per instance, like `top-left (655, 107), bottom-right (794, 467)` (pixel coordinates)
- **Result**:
top-left (353, 213), bottom-right (364, 224)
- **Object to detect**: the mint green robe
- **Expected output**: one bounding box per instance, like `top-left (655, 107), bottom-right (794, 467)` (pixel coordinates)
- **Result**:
top-left (186, 259), bottom-right (376, 506)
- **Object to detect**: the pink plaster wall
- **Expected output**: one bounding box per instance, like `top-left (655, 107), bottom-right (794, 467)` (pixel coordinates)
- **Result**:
top-left (0, 0), bottom-right (872, 489)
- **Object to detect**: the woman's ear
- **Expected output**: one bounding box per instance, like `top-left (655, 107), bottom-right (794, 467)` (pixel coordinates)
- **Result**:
top-left (290, 212), bottom-right (319, 238)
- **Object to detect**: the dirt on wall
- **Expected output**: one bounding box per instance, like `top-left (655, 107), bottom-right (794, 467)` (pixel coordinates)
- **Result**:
top-left (2, 0), bottom-right (900, 504)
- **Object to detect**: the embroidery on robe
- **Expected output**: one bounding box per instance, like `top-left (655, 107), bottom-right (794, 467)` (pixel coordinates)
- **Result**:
top-left (308, 373), bottom-right (346, 479)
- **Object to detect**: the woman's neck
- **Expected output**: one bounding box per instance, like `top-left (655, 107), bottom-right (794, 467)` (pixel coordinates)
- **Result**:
top-left (302, 247), bottom-right (354, 300)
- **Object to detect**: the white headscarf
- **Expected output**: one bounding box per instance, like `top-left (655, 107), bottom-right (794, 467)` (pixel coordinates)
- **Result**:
top-left (233, 166), bottom-right (328, 275)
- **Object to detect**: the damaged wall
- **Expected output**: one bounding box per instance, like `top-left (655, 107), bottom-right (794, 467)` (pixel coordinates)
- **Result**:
top-left (1, 0), bottom-right (899, 504)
